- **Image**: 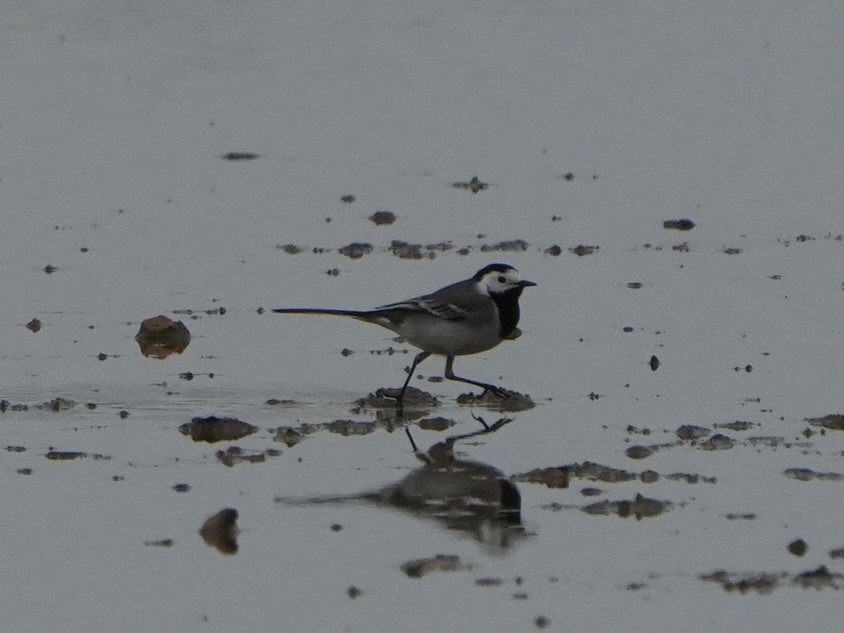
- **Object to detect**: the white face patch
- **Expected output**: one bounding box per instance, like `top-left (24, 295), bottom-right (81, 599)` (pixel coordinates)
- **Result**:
top-left (479, 267), bottom-right (524, 295)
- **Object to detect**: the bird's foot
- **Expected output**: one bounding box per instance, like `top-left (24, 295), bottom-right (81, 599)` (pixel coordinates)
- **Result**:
top-left (480, 384), bottom-right (513, 400)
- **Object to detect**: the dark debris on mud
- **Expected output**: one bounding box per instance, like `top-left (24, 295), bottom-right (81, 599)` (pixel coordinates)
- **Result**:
top-left (369, 210), bottom-right (396, 225)
top-left (135, 315), bottom-right (191, 359)
top-left (273, 418), bottom-right (382, 446)
top-left (514, 460), bottom-right (716, 490)
top-left (179, 416), bottom-right (258, 443)
top-left (200, 508), bottom-right (240, 555)
top-left (807, 414), bottom-right (844, 431)
top-left (580, 493), bottom-right (671, 520)
top-left (270, 236), bottom-right (604, 261)
top-left (221, 152), bottom-right (259, 161)
top-left (455, 389), bottom-right (535, 412)
top-left (451, 176), bottom-right (489, 193)
top-left (783, 468), bottom-right (843, 482)
top-left (338, 242), bottom-right (374, 259)
top-left (615, 420), bottom-right (829, 461)
top-left (352, 386), bottom-right (440, 411)
top-left (701, 565), bottom-right (844, 593)
top-left (401, 554), bottom-right (470, 578)
top-left (274, 414), bottom-right (457, 447)
top-left (663, 218), bottom-right (696, 231)
top-left (216, 446), bottom-right (280, 467)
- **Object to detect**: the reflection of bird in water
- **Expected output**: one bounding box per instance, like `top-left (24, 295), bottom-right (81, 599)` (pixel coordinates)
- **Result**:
top-left (278, 416), bottom-right (527, 551)
top-left (392, 416), bottom-right (523, 548)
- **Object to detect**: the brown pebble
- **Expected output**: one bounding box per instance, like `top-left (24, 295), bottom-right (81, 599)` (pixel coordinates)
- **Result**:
top-left (199, 508), bottom-right (239, 555)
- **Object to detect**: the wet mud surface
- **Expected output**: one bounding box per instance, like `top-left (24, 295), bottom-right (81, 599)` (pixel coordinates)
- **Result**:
top-left (3, 3), bottom-right (844, 629)
top-left (4, 220), bottom-right (844, 618)
top-left (4, 219), bottom-right (844, 632)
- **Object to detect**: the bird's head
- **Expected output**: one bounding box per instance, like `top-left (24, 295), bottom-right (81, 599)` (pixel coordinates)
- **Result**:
top-left (473, 264), bottom-right (537, 297)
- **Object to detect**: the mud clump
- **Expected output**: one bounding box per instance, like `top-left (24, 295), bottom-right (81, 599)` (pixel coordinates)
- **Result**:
top-left (401, 554), bottom-right (469, 578)
top-left (338, 242), bottom-right (373, 259)
top-left (277, 243), bottom-right (304, 254)
top-left (452, 176), bottom-right (488, 193)
top-left (0, 400), bottom-right (29, 412)
top-left (45, 450), bottom-right (87, 461)
top-left (353, 386), bottom-right (439, 411)
top-left (698, 433), bottom-right (734, 451)
top-left (325, 419), bottom-right (377, 437)
top-left (569, 244), bottom-right (599, 256)
top-left (702, 566), bottom-right (844, 593)
top-left (559, 462), bottom-right (637, 484)
top-left (221, 152), bottom-right (259, 161)
top-left (38, 397), bottom-right (76, 412)
top-left (514, 467), bottom-right (569, 489)
top-left (274, 427), bottom-right (305, 447)
top-left (787, 539), bottom-right (808, 557)
top-left (215, 446), bottom-right (280, 467)
top-left (480, 239), bottom-right (529, 253)
top-left (456, 389), bottom-right (535, 412)
top-left (25, 318), bottom-right (42, 333)
top-left (389, 240), bottom-right (434, 260)
top-left (663, 219), bottom-right (696, 231)
top-left (806, 414), bottom-right (844, 431)
top-left (135, 315), bottom-right (191, 358)
top-left (715, 420), bottom-right (756, 431)
top-left (199, 508), bottom-right (239, 555)
top-left (676, 424), bottom-right (711, 441)
top-left (369, 210), bottom-right (396, 225)
top-left (179, 416), bottom-right (258, 443)
top-left (793, 565), bottom-right (843, 590)
top-left (625, 445), bottom-right (653, 460)
top-left (701, 570), bottom-right (781, 594)
top-left (417, 416), bottom-right (455, 432)
top-left (581, 493), bottom-right (670, 519)
top-left (784, 468), bottom-right (844, 482)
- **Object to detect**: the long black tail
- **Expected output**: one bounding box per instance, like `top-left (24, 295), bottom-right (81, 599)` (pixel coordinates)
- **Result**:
top-left (272, 307), bottom-right (373, 319)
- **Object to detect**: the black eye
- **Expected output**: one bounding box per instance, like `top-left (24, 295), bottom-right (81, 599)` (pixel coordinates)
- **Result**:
top-left (498, 276), bottom-right (506, 283)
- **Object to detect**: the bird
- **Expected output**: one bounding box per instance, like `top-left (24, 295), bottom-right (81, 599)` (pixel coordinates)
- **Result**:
top-left (273, 263), bottom-right (536, 409)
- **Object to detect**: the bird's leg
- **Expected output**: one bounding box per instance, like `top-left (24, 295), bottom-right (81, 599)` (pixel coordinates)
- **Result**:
top-left (443, 355), bottom-right (511, 399)
top-left (471, 412), bottom-right (515, 432)
top-left (396, 351), bottom-right (431, 412)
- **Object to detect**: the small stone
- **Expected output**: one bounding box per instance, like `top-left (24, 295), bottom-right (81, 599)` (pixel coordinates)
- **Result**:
top-left (788, 539), bottom-right (808, 557)
top-left (369, 210), bottom-right (396, 225)
top-left (221, 152), bottom-right (259, 161)
top-left (663, 219), bottom-right (695, 231)
top-left (625, 445), bottom-right (653, 460)
top-left (199, 508), bottom-right (239, 555)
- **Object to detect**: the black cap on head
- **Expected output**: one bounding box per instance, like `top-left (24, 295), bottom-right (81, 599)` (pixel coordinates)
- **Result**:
top-left (473, 263), bottom-right (516, 281)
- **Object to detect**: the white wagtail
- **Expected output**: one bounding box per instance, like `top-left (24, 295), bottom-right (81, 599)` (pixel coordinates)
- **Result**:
top-left (273, 263), bottom-right (536, 407)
